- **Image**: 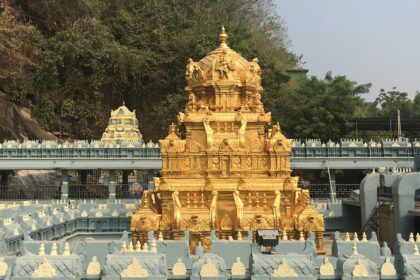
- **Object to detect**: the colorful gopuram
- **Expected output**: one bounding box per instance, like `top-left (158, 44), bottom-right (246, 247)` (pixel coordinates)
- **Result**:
top-left (131, 27), bottom-right (324, 251)
top-left (101, 102), bottom-right (143, 144)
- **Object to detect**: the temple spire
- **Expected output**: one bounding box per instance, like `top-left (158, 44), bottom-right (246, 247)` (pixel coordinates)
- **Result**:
top-left (219, 25), bottom-right (228, 48)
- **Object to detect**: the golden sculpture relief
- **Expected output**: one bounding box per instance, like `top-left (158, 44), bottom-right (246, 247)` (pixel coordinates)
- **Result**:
top-left (131, 26), bottom-right (324, 252)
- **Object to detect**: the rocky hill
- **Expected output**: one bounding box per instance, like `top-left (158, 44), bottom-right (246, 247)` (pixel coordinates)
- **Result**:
top-left (0, 91), bottom-right (56, 141)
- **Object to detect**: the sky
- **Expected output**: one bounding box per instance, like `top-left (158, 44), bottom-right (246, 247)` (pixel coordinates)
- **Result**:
top-left (275, 0), bottom-right (420, 100)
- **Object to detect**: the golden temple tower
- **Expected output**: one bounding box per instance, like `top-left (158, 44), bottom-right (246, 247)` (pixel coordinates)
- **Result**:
top-left (101, 102), bottom-right (143, 143)
top-left (131, 27), bottom-right (324, 252)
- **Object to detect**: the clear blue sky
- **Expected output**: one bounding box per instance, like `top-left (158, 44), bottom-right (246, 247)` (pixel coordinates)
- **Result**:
top-left (276, 0), bottom-right (420, 100)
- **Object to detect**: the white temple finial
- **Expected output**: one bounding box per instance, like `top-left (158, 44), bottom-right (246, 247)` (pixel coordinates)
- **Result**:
top-left (142, 242), bottom-right (149, 252)
top-left (361, 232), bottom-right (368, 242)
top-left (414, 244), bottom-right (420, 256)
top-left (299, 231), bottom-right (305, 241)
top-left (121, 241), bottom-right (127, 252)
top-left (344, 232), bottom-right (350, 241)
top-left (353, 232), bottom-right (359, 242)
top-left (409, 232), bottom-right (415, 243)
top-left (151, 240), bottom-right (157, 253)
top-left (282, 229), bottom-right (287, 240)
top-left (352, 242), bottom-right (358, 255)
top-left (38, 243), bottom-right (46, 256)
top-left (50, 243), bottom-right (58, 256)
top-left (237, 231), bottom-right (242, 240)
top-left (62, 242), bottom-right (71, 256)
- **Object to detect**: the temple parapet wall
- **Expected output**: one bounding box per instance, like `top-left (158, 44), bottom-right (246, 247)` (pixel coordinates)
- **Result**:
top-left (4, 228), bottom-right (420, 280)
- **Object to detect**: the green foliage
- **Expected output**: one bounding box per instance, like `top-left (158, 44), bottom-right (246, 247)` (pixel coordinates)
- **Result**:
top-left (373, 88), bottom-right (418, 117)
top-left (3, 0), bottom-right (419, 141)
top-left (276, 72), bottom-right (371, 141)
top-left (4, 0), bottom-right (296, 140)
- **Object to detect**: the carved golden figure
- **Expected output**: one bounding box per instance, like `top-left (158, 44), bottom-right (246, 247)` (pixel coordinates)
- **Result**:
top-left (273, 190), bottom-right (281, 228)
top-left (131, 26), bottom-right (324, 252)
top-left (210, 191), bottom-right (218, 229)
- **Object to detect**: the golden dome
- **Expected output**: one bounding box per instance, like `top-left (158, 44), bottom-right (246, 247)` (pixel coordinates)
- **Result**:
top-left (185, 26), bottom-right (261, 87)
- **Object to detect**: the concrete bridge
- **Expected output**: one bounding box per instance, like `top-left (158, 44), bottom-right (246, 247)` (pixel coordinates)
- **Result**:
top-left (0, 138), bottom-right (417, 170)
top-left (0, 138), bottom-right (418, 201)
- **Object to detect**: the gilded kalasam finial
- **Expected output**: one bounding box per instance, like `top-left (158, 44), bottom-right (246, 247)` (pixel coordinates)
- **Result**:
top-left (219, 25), bottom-right (228, 48)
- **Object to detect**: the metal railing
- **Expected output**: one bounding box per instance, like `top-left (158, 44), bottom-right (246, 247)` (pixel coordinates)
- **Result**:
top-left (0, 182), bottom-right (358, 200)
top-left (116, 184), bottom-right (143, 199)
top-left (0, 185), bottom-right (60, 200)
top-left (300, 183), bottom-right (360, 199)
top-left (68, 184), bottom-right (109, 199)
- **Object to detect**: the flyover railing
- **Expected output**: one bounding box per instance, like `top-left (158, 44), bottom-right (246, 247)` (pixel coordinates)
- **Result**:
top-left (0, 139), bottom-right (419, 159)
top-left (291, 138), bottom-right (420, 158)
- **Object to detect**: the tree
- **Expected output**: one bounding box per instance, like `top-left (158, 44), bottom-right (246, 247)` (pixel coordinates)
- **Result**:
top-left (373, 88), bottom-right (414, 118)
top-left (5, 0), bottom-right (296, 140)
top-left (273, 72), bottom-right (371, 141)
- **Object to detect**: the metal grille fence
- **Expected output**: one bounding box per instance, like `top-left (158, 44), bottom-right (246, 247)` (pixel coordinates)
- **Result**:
top-left (68, 184), bottom-right (109, 199)
top-left (0, 185), bottom-right (60, 200)
top-left (116, 184), bottom-right (142, 199)
top-left (300, 184), bottom-right (360, 199)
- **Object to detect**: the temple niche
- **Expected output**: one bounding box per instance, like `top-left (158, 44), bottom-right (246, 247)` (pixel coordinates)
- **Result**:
top-left (131, 27), bottom-right (324, 252)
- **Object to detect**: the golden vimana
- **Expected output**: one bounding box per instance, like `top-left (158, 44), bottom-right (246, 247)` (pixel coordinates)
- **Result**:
top-left (131, 26), bottom-right (324, 252)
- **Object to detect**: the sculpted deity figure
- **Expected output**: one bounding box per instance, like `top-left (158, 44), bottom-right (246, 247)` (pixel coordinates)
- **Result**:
top-left (177, 112), bottom-right (185, 123)
top-left (233, 191), bottom-right (244, 228)
top-left (215, 51), bottom-right (235, 80)
top-left (203, 118), bottom-right (214, 149)
top-left (186, 58), bottom-right (203, 84)
top-left (185, 58), bottom-right (194, 81)
top-left (246, 58), bottom-right (262, 84)
top-left (210, 191), bottom-right (218, 229)
top-left (172, 191), bottom-right (182, 228)
top-left (238, 115), bottom-right (247, 147)
top-left (273, 191), bottom-right (281, 227)
top-left (254, 92), bottom-right (264, 113)
top-left (192, 64), bottom-right (203, 80)
top-left (186, 92), bottom-right (196, 112)
top-left (291, 176), bottom-right (299, 190)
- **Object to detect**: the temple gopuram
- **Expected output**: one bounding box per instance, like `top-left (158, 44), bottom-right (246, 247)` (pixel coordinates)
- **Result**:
top-left (101, 102), bottom-right (143, 144)
top-left (131, 27), bottom-right (324, 252)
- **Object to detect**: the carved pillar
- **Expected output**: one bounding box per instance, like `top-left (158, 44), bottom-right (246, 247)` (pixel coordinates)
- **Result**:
top-left (147, 170), bottom-right (155, 191)
top-left (0, 170), bottom-right (9, 199)
top-left (108, 170), bottom-right (116, 202)
top-left (60, 170), bottom-right (69, 201)
top-left (122, 170), bottom-right (129, 196)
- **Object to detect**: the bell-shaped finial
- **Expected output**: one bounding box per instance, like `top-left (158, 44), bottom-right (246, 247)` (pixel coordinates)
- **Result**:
top-left (219, 25), bottom-right (228, 48)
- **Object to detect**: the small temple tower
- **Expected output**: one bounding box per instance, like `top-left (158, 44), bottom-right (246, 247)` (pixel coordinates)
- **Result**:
top-left (131, 27), bottom-right (324, 251)
top-left (101, 102), bottom-right (143, 143)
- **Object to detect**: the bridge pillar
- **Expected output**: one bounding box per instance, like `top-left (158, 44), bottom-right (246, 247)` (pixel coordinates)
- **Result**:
top-left (329, 169), bottom-right (337, 202)
top-left (80, 170), bottom-right (88, 185)
top-left (122, 170), bottom-right (129, 185)
top-left (60, 170), bottom-right (69, 201)
top-left (108, 170), bottom-right (116, 203)
top-left (0, 170), bottom-right (10, 199)
top-left (147, 170), bottom-right (155, 190)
